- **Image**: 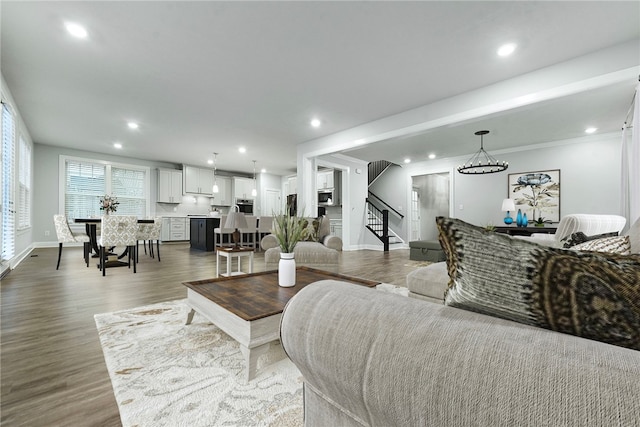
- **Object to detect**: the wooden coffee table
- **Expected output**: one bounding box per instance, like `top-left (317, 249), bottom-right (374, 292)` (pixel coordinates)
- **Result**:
top-left (183, 266), bottom-right (379, 382)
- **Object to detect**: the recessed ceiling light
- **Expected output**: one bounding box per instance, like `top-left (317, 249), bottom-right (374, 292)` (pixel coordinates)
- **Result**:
top-left (65, 22), bottom-right (88, 39)
top-left (261, 168), bottom-right (267, 173)
top-left (113, 142), bottom-right (122, 149)
top-left (428, 154), bottom-right (436, 160)
top-left (127, 122), bottom-right (139, 130)
top-left (310, 118), bottom-right (321, 128)
top-left (404, 158), bottom-right (411, 164)
top-left (207, 159), bottom-right (213, 165)
top-left (585, 127), bottom-right (598, 134)
top-left (497, 43), bottom-right (517, 57)
top-left (239, 147), bottom-right (246, 153)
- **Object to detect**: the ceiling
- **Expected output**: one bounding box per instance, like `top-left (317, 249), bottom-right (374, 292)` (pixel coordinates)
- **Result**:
top-left (2, 1), bottom-right (639, 176)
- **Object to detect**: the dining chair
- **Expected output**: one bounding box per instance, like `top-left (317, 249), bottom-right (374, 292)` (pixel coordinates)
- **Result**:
top-left (53, 214), bottom-right (91, 269)
top-left (256, 216), bottom-right (273, 251)
top-left (135, 220), bottom-right (154, 262)
top-left (239, 215), bottom-right (258, 248)
top-left (147, 217), bottom-right (162, 262)
top-left (99, 215), bottom-right (138, 276)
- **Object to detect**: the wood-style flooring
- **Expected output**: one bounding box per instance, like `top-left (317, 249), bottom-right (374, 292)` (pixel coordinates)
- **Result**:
top-left (1, 243), bottom-right (418, 426)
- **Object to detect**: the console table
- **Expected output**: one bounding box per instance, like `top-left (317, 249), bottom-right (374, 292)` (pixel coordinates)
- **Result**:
top-left (494, 226), bottom-right (557, 237)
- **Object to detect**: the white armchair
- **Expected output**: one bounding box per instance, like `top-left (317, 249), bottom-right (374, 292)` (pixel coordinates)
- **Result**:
top-left (519, 214), bottom-right (627, 248)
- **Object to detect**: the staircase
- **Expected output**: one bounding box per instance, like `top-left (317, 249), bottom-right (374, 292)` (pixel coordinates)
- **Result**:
top-left (366, 191), bottom-right (405, 251)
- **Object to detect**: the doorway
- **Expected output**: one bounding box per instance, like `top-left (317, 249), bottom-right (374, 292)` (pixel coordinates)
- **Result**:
top-left (411, 172), bottom-right (450, 240)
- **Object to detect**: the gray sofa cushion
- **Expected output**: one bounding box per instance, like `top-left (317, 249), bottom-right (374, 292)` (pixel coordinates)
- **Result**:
top-left (436, 216), bottom-right (640, 351)
top-left (264, 241), bottom-right (339, 265)
top-left (281, 280), bottom-right (640, 427)
top-left (406, 262), bottom-right (448, 302)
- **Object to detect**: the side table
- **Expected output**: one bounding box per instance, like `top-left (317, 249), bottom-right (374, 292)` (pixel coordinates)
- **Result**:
top-left (216, 247), bottom-right (254, 277)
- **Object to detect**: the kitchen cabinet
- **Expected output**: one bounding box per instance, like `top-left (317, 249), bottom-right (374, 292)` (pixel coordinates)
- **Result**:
top-left (157, 169), bottom-right (183, 203)
top-left (234, 177), bottom-right (255, 199)
top-left (211, 176), bottom-right (232, 206)
top-left (184, 165), bottom-right (214, 195)
top-left (317, 170), bottom-right (334, 189)
top-left (161, 217), bottom-right (189, 241)
top-left (189, 217), bottom-right (219, 251)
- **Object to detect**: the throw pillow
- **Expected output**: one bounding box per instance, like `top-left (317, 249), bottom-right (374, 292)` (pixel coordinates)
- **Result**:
top-left (317, 216), bottom-right (331, 241)
top-left (562, 231), bottom-right (618, 248)
top-left (572, 235), bottom-right (631, 255)
top-left (436, 216), bottom-right (640, 351)
top-left (302, 218), bottom-right (321, 242)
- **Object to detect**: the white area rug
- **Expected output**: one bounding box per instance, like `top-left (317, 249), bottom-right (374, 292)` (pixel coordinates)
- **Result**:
top-left (94, 300), bottom-right (303, 427)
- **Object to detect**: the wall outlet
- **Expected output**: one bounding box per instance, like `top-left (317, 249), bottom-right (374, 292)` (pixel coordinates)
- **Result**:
top-left (44, 230), bottom-right (50, 236)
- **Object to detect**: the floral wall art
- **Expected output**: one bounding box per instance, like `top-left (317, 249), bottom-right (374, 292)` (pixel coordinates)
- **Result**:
top-left (508, 170), bottom-right (560, 223)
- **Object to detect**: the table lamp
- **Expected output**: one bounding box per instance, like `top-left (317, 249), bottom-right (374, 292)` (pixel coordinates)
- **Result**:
top-left (501, 198), bottom-right (516, 225)
top-left (224, 207), bottom-right (248, 248)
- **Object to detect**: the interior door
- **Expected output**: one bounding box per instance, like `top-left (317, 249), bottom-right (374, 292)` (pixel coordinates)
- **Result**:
top-left (264, 189), bottom-right (281, 216)
top-left (411, 188), bottom-right (420, 240)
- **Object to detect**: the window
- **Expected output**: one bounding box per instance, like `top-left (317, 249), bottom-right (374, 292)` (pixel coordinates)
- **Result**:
top-left (2, 102), bottom-right (15, 261)
top-left (61, 156), bottom-right (149, 220)
top-left (18, 136), bottom-right (31, 230)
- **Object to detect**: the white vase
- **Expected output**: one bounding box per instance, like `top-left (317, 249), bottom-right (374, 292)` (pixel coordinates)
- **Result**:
top-left (278, 252), bottom-right (296, 287)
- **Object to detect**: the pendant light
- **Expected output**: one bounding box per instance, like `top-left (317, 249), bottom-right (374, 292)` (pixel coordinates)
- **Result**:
top-left (457, 130), bottom-right (508, 174)
top-left (212, 153), bottom-right (219, 193)
top-left (251, 160), bottom-right (257, 197)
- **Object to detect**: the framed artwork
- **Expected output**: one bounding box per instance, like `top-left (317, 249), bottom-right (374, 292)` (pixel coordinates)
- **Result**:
top-left (508, 169), bottom-right (560, 223)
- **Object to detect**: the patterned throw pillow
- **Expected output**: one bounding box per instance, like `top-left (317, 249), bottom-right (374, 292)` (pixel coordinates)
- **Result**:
top-left (436, 217), bottom-right (640, 351)
top-left (572, 235), bottom-right (631, 254)
top-left (562, 231), bottom-right (618, 248)
top-left (302, 218), bottom-right (321, 242)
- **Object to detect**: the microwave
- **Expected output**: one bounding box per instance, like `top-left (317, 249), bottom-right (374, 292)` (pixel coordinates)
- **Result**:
top-left (318, 191), bottom-right (334, 205)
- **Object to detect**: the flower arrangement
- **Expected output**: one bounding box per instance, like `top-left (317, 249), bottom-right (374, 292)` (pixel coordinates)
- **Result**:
top-left (272, 207), bottom-right (307, 253)
top-left (99, 194), bottom-right (119, 214)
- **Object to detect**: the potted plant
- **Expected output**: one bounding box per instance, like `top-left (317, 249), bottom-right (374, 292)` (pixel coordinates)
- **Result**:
top-left (272, 209), bottom-right (308, 287)
top-left (532, 216), bottom-right (552, 227)
top-left (99, 194), bottom-right (119, 215)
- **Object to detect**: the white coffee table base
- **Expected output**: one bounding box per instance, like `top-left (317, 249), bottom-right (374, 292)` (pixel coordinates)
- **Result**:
top-left (185, 289), bottom-right (281, 383)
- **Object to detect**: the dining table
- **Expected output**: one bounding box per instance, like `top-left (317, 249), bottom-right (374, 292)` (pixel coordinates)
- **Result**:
top-left (74, 217), bottom-right (154, 260)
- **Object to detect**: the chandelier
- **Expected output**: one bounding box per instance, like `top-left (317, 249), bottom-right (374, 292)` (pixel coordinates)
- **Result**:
top-left (457, 130), bottom-right (508, 174)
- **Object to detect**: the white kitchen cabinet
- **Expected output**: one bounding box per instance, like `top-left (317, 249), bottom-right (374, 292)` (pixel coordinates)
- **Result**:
top-left (330, 219), bottom-right (342, 239)
top-left (211, 176), bottom-right (232, 206)
top-left (317, 170), bottom-right (334, 189)
top-left (157, 169), bottom-right (183, 203)
top-left (233, 177), bottom-right (255, 199)
top-left (161, 217), bottom-right (189, 241)
top-left (183, 165), bottom-right (214, 195)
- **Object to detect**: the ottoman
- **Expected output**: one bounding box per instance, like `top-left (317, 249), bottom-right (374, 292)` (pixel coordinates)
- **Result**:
top-left (409, 240), bottom-right (446, 262)
top-left (406, 262), bottom-right (449, 304)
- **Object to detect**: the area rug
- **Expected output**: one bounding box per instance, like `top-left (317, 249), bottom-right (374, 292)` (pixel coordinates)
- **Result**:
top-left (94, 300), bottom-right (303, 427)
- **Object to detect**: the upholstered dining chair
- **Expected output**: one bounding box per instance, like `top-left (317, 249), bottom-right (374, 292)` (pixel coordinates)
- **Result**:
top-left (53, 214), bottom-right (91, 269)
top-left (135, 219), bottom-right (161, 262)
top-left (99, 215), bottom-right (138, 276)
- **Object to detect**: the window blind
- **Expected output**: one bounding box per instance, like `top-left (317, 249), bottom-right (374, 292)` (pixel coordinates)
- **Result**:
top-left (65, 160), bottom-right (106, 219)
top-left (2, 103), bottom-right (15, 261)
top-left (18, 136), bottom-right (31, 230)
top-left (111, 167), bottom-right (146, 216)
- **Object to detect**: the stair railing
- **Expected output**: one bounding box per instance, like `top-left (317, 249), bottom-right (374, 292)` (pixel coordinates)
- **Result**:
top-left (366, 199), bottom-right (389, 251)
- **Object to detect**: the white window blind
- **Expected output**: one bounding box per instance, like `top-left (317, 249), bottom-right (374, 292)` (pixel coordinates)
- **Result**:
top-left (18, 136), bottom-right (31, 230)
top-left (111, 167), bottom-right (146, 216)
top-left (65, 160), bottom-right (106, 219)
top-left (2, 103), bottom-right (16, 261)
top-left (62, 157), bottom-right (149, 220)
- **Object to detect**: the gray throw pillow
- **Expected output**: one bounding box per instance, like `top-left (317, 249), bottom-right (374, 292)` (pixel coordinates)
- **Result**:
top-left (562, 231), bottom-right (618, 248)
top-left (436, 216), bottom-right (640, 351)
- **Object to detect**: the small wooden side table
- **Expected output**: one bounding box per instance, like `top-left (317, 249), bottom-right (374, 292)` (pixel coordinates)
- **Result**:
top-left (216, 247), bottom-right (254, 277)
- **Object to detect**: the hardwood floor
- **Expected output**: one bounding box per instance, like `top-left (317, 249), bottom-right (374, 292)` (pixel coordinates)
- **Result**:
top-left (1, 243), bottom-right (416, 426)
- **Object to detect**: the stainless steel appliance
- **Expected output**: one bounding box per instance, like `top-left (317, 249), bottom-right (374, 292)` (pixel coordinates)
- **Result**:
top-left (236, 199), bottom-right (254, 214)
top-left (318, 191), bottom-right (334, 205)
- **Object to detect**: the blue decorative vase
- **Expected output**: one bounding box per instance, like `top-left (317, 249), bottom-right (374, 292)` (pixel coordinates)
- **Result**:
top-left (503, 213), bottom-right (513, 225)
top-left (516, 209), bottom-right (523, 227)
top-left (523, 213), bottom-right (528, 227)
